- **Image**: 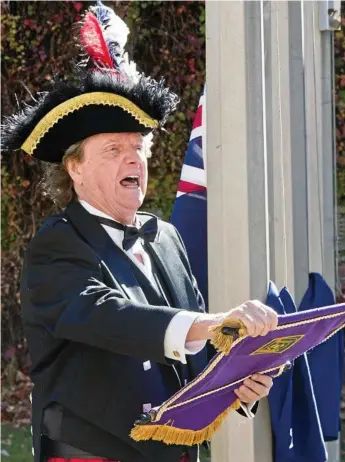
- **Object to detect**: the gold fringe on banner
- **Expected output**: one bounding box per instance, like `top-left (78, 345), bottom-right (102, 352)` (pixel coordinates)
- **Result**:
top-left (130, 399), bottom-right (241, 446)
top-left (209, 317), bottom-right (247, 355)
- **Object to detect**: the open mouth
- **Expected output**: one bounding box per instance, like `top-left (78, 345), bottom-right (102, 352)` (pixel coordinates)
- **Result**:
top-left (120, 175), bottom-right (140, 188)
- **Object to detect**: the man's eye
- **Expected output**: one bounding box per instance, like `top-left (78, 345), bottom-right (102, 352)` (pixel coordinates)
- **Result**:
top-left (106, 146), bottom-right (118, 152)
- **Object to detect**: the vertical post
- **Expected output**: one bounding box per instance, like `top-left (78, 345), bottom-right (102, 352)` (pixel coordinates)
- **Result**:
top-left (303, 1), bottom-right (324, 275)
top-left (288, 0), bottom-right (310, 305)
top-left (264, 0), bottom-right (295, 292)
top-left (320, 28), bottom-right (336, 293)
top-left (206, 2), bottom-right (272, 461)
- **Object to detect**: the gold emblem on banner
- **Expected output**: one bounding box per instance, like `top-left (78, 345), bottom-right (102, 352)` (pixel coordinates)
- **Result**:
top-left (250, 335), bottom-right (304, 355)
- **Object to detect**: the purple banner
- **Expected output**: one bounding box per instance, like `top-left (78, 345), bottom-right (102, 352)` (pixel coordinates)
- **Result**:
top-left (131, 303), bottom-right (345, 446)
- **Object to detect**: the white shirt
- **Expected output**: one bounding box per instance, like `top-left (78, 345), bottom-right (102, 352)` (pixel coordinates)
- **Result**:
top-left (79, 201), bottom-right (254, 418)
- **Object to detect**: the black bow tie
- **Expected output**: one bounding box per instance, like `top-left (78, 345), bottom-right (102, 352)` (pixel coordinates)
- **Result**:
top-left (95, 215), bottom-right (158, 251)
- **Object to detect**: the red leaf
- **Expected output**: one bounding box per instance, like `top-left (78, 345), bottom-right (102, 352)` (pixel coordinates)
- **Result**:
top-left (73, 2), bottom-right (83, 13)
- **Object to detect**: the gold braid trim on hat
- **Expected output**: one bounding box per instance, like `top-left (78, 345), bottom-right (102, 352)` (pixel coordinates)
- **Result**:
top-left (21, 92), bottom-right (159, 155)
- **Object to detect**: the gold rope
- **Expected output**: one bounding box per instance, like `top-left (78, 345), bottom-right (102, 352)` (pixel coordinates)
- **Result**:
top-left (322, 322), bottom-right (345, 343)
top-left (165, 363), bottom-right (286, 412)
top-left (271, 363), bottom-right (288, 378)
top-left (155, 352), bottom-right (226, 421)
top-left (130, 399), bottom-right (241, 446)
top-left (21, 92), bottom-right (159, 155)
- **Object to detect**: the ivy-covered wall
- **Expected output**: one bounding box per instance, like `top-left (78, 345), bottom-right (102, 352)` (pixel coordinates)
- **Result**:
top-left (1, 0), bottom-right (205, 424)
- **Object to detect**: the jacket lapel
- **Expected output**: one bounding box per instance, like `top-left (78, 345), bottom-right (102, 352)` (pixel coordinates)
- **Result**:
top-left (65, 201), bottom-right (148, 305)
top-left (146, 225), bottom-right (191, 310)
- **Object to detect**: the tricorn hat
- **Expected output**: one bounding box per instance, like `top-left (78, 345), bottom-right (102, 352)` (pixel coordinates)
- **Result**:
top-left (2, 1), bottom-right (179, 163)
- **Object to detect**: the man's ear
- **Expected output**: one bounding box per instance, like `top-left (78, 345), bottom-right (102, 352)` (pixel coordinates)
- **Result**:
top-left (65, 157), bottom-right (83, 186)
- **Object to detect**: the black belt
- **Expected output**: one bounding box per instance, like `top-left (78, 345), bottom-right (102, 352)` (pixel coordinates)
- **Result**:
top-left (42, 436), bottom-right (100, 459)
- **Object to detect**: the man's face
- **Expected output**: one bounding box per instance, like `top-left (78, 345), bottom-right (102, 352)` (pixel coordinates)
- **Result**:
top-left (74, 132), bottom-right (148, 221)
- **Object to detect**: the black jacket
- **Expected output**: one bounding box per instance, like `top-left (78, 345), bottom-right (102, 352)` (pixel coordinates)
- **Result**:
top-left (20, 201), bottom-right (208, 462)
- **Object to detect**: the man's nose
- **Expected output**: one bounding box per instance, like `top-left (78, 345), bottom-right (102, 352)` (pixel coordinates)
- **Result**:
top-left (125, 149), bottom-right (143, 165)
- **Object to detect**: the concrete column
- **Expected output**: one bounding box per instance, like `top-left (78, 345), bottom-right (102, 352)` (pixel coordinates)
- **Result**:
top-left (206, 2), bottom-right (272, 461)
top-left (288, 0), bottom-right (310, 305)
top-left (320, 31), bottom-right (337, 293)
top-left (303, 1), bottom-right (324, 275)
top-left (264, 0), bottom-right (295, 293)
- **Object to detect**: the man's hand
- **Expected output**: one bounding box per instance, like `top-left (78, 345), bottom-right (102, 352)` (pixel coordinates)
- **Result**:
top-left (227, 300), bottom-right (278, 337)
top-left (186, 300), bottom-right (278, 342)
top-left (234, 374), bottom-right (273, 403)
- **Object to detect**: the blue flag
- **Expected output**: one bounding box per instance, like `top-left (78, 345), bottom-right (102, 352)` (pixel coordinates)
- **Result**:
top-left (299, 272), bottom-right (344, 441)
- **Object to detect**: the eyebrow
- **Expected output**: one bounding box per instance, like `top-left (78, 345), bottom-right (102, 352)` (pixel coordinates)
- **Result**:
top-left (101, 139), bottom-right (144, 150)
top-left (102, 140), bottom-right (122, 149)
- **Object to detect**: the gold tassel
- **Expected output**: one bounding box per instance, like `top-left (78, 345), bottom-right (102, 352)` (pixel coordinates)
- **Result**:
top-left (130, 399), bottom-right (241, 446)
top-left (209, 318), bottom-right (246, 355)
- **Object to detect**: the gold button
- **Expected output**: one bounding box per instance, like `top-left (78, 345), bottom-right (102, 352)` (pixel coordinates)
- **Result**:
top-left (173, 350), bottom-right (180, 358)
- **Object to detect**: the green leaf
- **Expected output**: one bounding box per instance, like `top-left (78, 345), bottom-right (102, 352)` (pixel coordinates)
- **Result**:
top-left (339, 90), bottom-right (345, 102)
